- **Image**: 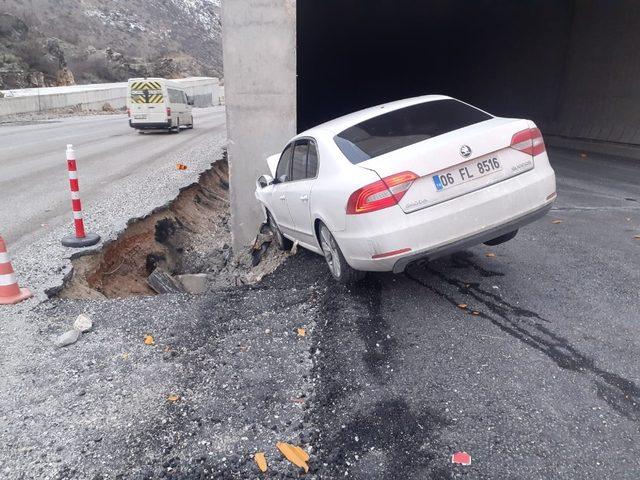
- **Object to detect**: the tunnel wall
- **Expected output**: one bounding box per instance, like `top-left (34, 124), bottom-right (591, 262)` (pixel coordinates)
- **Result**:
top-left (297, 0), bottom-right (640, 146)
top-left (546, 1), bottom-right (640, 145)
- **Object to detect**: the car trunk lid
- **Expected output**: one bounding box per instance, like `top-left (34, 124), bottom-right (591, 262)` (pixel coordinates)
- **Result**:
top-left (357, 117), bottom-right (536, 213)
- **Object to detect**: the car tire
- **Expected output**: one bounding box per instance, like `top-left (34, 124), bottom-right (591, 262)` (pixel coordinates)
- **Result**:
top-left (484, 229), bottom-right (518, 246)
top-left (318, 222), bottom-right (366, 284)
top-left (267, 211), bottom-right (293, 251)
top-left (187, 117), bottom-right (194, 129)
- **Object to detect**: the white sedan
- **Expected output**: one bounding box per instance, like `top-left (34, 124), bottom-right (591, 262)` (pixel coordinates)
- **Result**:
top-left (255, 95), bottom-right (556, 283)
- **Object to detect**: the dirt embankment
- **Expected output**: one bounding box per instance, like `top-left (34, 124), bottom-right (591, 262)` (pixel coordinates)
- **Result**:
top-left (58, 159), bottom-right (287, 299)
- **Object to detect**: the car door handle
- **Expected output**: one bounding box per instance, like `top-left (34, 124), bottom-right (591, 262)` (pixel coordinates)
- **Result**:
top-left (279, 195), bottom-right (286, 201)
top-left (300, 195), bottom-right (308, 202)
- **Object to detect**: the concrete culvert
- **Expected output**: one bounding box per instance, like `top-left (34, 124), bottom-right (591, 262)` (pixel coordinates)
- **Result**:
top-left (57, 158), bottom-right (289, 299)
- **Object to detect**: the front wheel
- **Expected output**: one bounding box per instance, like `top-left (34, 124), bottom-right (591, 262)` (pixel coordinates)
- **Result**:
top-left (267, 211), bottom-right (293, 251)
top-left (318, 223), bottom-right (366, 284)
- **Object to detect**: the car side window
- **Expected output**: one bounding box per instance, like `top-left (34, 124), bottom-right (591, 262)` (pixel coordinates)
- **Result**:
top-left (168, 89), bottom-right (184, 104)
top-left (291, 140), bottom-right (309, 181)
top-left (276, 144), bottom-right (294, 183)
top-left (306, 141), bottom-right (319, 178)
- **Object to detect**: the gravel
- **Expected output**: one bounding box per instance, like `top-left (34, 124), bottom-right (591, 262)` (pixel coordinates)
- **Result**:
top-left (0, 272), bottom-right (320, 479)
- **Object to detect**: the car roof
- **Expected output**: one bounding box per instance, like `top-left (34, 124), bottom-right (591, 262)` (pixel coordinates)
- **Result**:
top-left (297, 94), bottom-right (453, 140)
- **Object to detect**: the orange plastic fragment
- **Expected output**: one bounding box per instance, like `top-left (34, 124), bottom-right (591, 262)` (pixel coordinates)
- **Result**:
top-left (276, 442), bottom-right (309, 472)
top-left (254, 452), bottom-right (268, 472)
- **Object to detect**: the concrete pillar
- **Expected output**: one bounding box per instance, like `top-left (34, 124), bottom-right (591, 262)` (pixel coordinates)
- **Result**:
top-left (222, 0), bottom-right (297, 253)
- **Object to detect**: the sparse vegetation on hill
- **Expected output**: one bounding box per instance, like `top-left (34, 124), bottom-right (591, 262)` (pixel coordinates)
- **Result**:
top-left (0, 0), bottom-right (222, 89)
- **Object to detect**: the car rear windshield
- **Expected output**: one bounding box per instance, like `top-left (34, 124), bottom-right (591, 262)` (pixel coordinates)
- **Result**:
top-left (334, 99), bottom-right (492, 164)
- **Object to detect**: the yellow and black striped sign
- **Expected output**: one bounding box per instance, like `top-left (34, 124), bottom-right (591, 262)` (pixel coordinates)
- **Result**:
top-left (131, 94), bottom-right (164, 104)
top-left (130, 81), bottom-right (164, 104)
top-left (130, 81), bottom-right (162, 90)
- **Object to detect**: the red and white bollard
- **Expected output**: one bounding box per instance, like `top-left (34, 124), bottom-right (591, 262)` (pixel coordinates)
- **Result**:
top-left (0, 236), bottom-right (32, 305)
top-left (61, 144), bottom-right (100, 248)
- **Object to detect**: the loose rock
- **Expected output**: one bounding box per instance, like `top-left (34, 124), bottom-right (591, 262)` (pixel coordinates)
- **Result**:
top-left (55, 329), bottom-right (81, 348)
top-left (147, 268), bottom-right (184, 294)
top-left (176, 274), bottom-right (209, 294)
top-left (73, 314), bottom-right (93, 332)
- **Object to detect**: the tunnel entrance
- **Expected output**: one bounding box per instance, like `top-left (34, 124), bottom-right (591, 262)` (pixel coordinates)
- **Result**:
top-left (297, 1), bottom-right (640, 146)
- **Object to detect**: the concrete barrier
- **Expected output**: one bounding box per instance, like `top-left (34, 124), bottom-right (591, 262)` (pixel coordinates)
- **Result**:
top-left (0, 77), bottom-right (224, 116)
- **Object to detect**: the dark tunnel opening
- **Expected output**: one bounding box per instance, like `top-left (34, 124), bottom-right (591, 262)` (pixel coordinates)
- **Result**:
top-left (297, 0), bottom-right (640, 146)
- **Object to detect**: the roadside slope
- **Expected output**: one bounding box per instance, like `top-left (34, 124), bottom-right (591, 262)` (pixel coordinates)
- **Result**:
top-left (0, 106), bottom-right (226, 298)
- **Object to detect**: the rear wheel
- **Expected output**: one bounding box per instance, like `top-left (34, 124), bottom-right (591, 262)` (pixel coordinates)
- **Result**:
top-left (267, 211), bottom-right (293, 251)
top-left (484, 229), bottom-right (518, 246)
top-left (318, 223), bottom-right (366, 284)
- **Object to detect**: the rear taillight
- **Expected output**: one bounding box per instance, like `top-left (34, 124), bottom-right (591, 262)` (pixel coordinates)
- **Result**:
top-left (166, 107), bottom-right (172, 117)
top-left (510, 127), bottom-right (545, 156)
top-left (126, 108), bottom-right (130, 117)
top-left (346, 171), bottom-right (418, 214)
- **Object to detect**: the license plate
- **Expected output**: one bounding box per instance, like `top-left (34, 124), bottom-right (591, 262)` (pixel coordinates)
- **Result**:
top-left (432, 156), bottom-right (502, 191)
top-left (134, 115), bottom-right (146, 119)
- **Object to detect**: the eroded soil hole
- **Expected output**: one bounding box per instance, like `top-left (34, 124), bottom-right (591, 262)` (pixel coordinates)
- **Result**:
top-left (57, 158), bottom-right (287, 299)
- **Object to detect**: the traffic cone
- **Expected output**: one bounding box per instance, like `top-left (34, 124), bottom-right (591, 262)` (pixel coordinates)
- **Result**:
top-left (0, 236), bottom-right (32, 305)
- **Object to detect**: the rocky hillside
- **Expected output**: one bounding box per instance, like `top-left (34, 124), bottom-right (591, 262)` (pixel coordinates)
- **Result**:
top-left (0, 0), bottom-right (222, 89)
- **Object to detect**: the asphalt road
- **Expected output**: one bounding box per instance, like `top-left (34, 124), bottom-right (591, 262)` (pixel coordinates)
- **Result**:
top-left (1, 146), bottom-right (638, 480)
top-left (0, 108), bottom-right (226, 246)
top-left (302, 147), bottom-right (640, 478)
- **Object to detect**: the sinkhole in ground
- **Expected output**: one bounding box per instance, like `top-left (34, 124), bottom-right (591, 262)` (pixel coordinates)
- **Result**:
top-left (56, 157), bottom-right (287, 300)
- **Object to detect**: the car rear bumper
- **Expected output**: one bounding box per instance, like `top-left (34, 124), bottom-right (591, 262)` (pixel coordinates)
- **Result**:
top-left (129, 120), bottom-right (170, 130)
top-left (334, 162), bottom-right (556, 272)
top-left (391, 201), bottom-right (552, 272)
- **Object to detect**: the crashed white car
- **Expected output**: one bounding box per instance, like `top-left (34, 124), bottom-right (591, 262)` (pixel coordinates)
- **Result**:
top-left (255, 95), bottom-right (556, 283)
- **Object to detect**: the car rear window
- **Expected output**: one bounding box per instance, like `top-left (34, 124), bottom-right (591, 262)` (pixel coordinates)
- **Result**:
top-left (334, 99), bottom-right (492, 164)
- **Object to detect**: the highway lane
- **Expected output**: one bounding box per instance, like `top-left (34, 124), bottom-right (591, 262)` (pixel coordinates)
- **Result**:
top-left (0, 107), bottom-right (226, 246)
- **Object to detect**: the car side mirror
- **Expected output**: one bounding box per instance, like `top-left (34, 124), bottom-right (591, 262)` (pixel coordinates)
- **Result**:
top-left (187, 96), bottom-right (194, 106)
top-left (257, 174), bottom-right (274, 189)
